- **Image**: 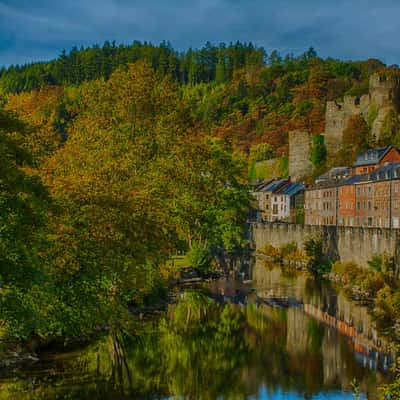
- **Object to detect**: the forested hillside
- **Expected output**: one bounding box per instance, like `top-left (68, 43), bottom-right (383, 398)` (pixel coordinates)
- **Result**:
top-left (0, 41), bottom-right (266, 93)
top-left (1, 42), bottom-right (390, 167)
top-left (0, 41), bottom-right (396, 344)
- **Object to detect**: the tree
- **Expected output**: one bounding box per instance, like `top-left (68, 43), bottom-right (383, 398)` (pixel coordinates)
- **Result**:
top-left (379, 109), bottom-right (400, 147)
top-left (38, 62), bottom-right (250, 337)
top-left (310, 134), bottom-right (327, 169)
top-left (0, 109), bottom-right (54, 339)
top-left (5, 87), bottom-right (65, 163)
top-left (216, 51), bottom-right (226, 84)
top-left (340, 115), bottom-right (370, 164)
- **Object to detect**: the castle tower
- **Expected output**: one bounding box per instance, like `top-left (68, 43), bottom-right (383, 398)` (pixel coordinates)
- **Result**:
top-left (324, 101), bottom-right (345, 155)
top-left (324, 95), bottom-right (370, 157)
top-left (289, 130), bottom-right (313, 182)
top-left (369, 73), bottom-right (400, 110)
top-left (369, 73), bottom-right (400, 141)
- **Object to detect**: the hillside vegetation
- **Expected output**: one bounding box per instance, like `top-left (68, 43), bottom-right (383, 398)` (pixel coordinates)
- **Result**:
top-left (0, 41), bottom-right (397, 343)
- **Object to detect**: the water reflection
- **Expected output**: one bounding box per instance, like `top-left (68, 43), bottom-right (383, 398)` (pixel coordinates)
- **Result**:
top-left (0, 260), bottom-right (393, 399)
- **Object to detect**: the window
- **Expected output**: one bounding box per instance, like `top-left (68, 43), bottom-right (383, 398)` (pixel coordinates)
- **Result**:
top-left (357, 202), bottom-right (361, 210)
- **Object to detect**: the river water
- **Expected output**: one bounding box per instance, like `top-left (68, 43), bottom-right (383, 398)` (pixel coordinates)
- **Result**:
top-left (0, 258), bottom-right (394, 399)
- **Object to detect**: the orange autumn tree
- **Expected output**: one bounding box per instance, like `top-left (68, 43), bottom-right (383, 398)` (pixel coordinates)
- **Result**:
top-left (5, 87), bottom-right (65, 163)
top-left (39, 61), bottom-right (249, 336)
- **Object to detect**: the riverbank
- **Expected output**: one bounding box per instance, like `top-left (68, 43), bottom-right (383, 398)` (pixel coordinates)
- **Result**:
top-left (0, 269), bottom-right (392, 400)
top-left (0, 262), bottom-right (226, 370)
top-left (256, 242), bottom-right (400, 343)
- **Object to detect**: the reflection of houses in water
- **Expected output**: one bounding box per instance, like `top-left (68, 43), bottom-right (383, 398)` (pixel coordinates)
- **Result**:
top-left (303, 303), bottom-right (393, 372)
top-left (286, 308), bottom-right (310, 355)
top-left (321, 329), bottom-right (348, 386)
top-left (250, 258), bottom-right (394, 373)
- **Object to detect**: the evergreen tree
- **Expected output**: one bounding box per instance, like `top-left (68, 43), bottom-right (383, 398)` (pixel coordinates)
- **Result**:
top-left (216, 51), bottom-right (226, 84)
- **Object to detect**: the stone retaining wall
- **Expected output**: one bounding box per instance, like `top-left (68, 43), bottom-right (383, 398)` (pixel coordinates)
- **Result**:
top-left (250, 223), bottom-right (400, 271)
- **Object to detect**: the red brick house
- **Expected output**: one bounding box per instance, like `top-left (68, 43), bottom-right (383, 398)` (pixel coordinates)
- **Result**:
top-left (305, 184), bottom-right (338, 226)
top-left (353, 146), bottom-right (400, 175)
top-left (338, 175), bottom-right (361, 227)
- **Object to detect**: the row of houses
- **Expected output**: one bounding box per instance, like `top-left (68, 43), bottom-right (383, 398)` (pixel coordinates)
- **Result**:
top-left (252, 179), bottom-right (305, 223)
top-left (253, 146), bottom-right (400, 228)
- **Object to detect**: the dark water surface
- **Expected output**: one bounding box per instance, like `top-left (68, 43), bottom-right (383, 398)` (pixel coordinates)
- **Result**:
top-left (0, 258), bottom-right (394, 399)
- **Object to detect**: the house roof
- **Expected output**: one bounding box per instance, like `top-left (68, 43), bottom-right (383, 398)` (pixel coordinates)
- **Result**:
top-left (353, 146), bottom-right (393, 167)
top-left (369, 161), bottom-right (400, 181)
top-left (339, 174), bottom-right (364, 186)
top-left (277, 182), bottom-right (305, 196)
top-left (329, 166), bottom-right (351, 177)
top-left (254, 178), bottom-right (275, 192)
top-left (258, 179), bottom-right (288, 193)
top-left (315, 166), bottom-right (351, 185)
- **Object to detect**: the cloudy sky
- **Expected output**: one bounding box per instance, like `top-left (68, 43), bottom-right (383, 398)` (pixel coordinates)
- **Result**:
top-left (0, 0), bottom-right (399, 67)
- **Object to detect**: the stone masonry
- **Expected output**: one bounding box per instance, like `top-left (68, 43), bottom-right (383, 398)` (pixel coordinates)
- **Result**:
top-left (288, 130), bottom-right (313, 182)
top-left (324, 73), bottom-right (400, 156)
top-left (251, 222), bottom-right (400, 272)
top-left (287, 73), bottom-right (400, 182)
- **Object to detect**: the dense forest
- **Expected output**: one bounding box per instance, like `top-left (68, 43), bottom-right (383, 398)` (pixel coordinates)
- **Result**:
top-left (0, 41), bottom-right (398, 346)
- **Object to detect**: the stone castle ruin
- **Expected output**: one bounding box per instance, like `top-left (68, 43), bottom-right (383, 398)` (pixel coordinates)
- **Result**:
top-left (289, 73), bottom-right (400, 180)
top-left (324, 94), bottom-right (370, 154)
top-left (288, 130), bottom-right (313, 181)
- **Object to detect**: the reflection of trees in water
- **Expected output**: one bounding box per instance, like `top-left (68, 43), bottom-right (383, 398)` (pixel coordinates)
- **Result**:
top-left (0, 290), bottom-right (387, 399)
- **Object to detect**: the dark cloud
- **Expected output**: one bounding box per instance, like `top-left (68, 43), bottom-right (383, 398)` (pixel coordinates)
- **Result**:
top-left (0, 0), bottom-right (399, 66)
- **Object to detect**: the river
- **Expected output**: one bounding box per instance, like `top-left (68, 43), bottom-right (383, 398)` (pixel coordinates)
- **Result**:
top-left (0, 257), bottom-right (394, 399)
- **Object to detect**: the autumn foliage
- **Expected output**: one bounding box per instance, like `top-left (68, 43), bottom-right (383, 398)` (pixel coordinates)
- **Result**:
top-left (0, 42), bottom-right (392, 343)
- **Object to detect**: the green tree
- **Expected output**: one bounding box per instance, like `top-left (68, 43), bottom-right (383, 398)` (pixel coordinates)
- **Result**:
top-left (339, 115), bottom-right (370, 165)
top-left (379, 109), bottom-right (400, 147)
top-left (216, 51), bottom-right (226, 84)
top-left (0, 110), bottom-right (53, 339)
top-left (310, 134), bottom-right (327, 169)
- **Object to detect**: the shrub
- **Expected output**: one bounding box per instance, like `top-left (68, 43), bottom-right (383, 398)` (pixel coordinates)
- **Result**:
top-left (359, 273), bottom-right (384, 296)
top-left (186, 243), bottom-right (213, 272)
top-left (332, 261), bottom-right (350, 275)
top-left (368, 255), bottom-right (383, 273)
top-left (260, 244), bottom-right (282, 260)
top-left (304, 236), bottom-right (330, 272)
top-left (367, 100), bottom-right (378, 127)
top-left (280, 242), bottom-right (297, 257)
top-left (310, 135), bottom-right (327, 169)
top-left (333, 261), bottom-right (385, 297)
top-left (249, 143), bottom-right (274, 162)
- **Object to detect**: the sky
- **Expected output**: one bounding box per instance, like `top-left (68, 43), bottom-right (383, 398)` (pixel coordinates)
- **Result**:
top-left (0, 0), bottom-right (400, 67)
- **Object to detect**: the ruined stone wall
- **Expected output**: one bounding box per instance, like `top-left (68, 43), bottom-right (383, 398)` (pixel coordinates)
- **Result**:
top-left (250, 223), bottom-right (400, 271)
top-left (286, 74), bottom-right (400, 180)
top-left (323, 73), bottom-right (400, 153)
top-left (288, 130), bottom-right (313, 182)
top-left (324, 95), bottom-right (370, 156)
top-left (369, 74), bottom-right (400, 140)
top-left (324, 101), bottom-right (346, 155)
top-left (370, 74), bottom-right (400, 110)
